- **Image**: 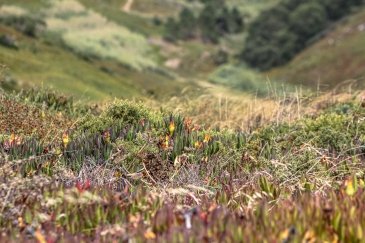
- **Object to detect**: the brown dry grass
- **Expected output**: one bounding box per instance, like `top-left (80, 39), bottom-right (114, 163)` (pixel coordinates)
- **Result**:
top-left (0, 95), bottom-right (73, 142)
top-left (157, 82), bottom-right (365, 131)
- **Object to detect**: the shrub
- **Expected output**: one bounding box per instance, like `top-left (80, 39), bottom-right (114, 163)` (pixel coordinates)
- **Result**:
top-left (0, 15), bottom-right (45, 37)
top-left (164, 1), bottom-right (244, 43)
top-left (77, 100), bottom-right (160, 134)
top-left (103, 100), bottom-right (154, 124)
top-left (241, 0), bottom-right (364, 70)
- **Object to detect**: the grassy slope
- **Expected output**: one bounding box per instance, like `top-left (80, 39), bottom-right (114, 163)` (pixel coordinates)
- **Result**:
top-left (78, 0), bottom-right (164, 36)
top-left (0, 25), bottom-right (140, 101)
top-left (268, 7), bottom-right (365, 90)
top-left (0, 1), bottom-right (193, 101)
top-left (1, 89), bottom-right (365, 242)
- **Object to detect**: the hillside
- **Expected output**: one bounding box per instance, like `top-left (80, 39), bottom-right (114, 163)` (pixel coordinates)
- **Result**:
top-left (269, 7), bottom-right (365, 90)
top-left (0, 0), bottom-right (287, 101)
top-left (0, 1), bottom-right (190, 101)
top-left (1, 88), bottom-right (365, 242)
top-left (2, 0), bottom-right (365, 241)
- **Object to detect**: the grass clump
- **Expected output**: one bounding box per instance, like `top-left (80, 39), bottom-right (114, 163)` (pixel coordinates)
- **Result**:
top-left (209, 64), bottom-right (276, 96)
top-left (44, 0), bottom-right (156, 71)
top-left (77, 99), bottom-right (160, 134)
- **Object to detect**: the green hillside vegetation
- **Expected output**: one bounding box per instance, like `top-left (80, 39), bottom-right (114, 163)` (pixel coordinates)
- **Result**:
top-left (1, 88), bottom-right (365, 241)
top-left (164, 0), bottom-right (245, 43)
top-left (0, 23), bottom-right (187, 100)
top-left (0, 2), bottom-right (196, 101)
top-left (78, 0), bottom-right (164, 36)
top-left (1, 0), bottom-right (365, 241)
top-left (241, 0), bottom-right (364, 70)
top-left (269, 7), bottom-right (365, 89)
top-left (1, 0), bottom-right (364, 101)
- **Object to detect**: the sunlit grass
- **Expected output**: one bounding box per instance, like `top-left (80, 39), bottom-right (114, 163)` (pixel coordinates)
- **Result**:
top-left (44, 0), bottom-right (156, 71)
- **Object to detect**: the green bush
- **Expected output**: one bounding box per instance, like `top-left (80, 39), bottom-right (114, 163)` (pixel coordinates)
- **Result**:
top-left (290, 3), bottom-right (328, 46)
top-left (103, 100), bottom-right (153, 124)
top-left (0, 15), bottom-right (45, 37)
top-left (77, 100), bottom-right (160, 134)
top-left (164, 2), bottom-right (244, 43)
top-left (241, 0), bottom-right (364, 70)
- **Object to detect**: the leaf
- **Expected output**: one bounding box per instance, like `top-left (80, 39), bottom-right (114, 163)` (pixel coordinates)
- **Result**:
top-left (345, 177), bottom-right (358, 196)
top-left (359, 179), bottom-right (365, 188)
top-left (25, 208), bottom-right (32, 224)
top-left (333, 212), bottom-right (341, 231)
top-left (357, 224), bottom-right (363, 239)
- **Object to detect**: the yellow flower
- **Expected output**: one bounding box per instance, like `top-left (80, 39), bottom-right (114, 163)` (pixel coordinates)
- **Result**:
top-left (169, 121), bottom-right (175, 135)
top-left (144, 230), bottom-right (156, 239)
top-left (194, 141), bottom-right (202, 149)
top-left (34, 229), bottom-right (46, 243)
top-left (62, 132), bottom-right (69, 148)
top-left (203, 134), bottom-right (211, 143)
top-left (17, 217), bottom-right (25, 228)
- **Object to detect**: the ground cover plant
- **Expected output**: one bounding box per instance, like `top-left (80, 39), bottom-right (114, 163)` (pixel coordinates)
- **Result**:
top-left (1, 87), bottom-right (365, 242)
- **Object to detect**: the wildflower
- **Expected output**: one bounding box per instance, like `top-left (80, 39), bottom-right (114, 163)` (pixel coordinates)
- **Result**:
top-left (62, 132), bottom-right (69, 148)
top-left (76, 179), bottom-right (91, 193)
top-left (169, 121), bottom-right (175, 135)
top-left (17, 217), bottom-right (25, 228)
top-left (4, 134), bottom-right (22, 150)
top-left (144, 229), bottom-right (156, 239)
top-left (159, 135), bottom-right (170, 150)
top-left (34, 229), bottom-right (46, 243)
top-left (194, 141), bottom-right (202, 149)
top-left (303, 229), bottom-right (316, 243)
top-left (279, 226), bottom-right (296, 243)
top-left (203, 134), bottom-right (211, 143)
top-left (345, 177), bottom-right (358, 196)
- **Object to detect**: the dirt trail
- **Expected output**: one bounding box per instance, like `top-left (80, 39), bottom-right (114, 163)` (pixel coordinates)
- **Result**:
top-left (122, 0), bottom-right (134, 12)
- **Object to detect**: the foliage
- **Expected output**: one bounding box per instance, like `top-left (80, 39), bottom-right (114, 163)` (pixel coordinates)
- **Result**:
top-left (77, 99), bottom-right (160, 134)
top-left (44, 0), bottom-right (156, 71)
top-left (0, 5), bottom-right (45, 37)
top-left (268, 7), bottom-right (365, 89)
top-left (241, 0), bottom-right (364, 70)
top-left (209, 64), bottom-right (271, 95)
top-left (1, 89), bottom-right (365, 242)
top-left (164, 2), bottom-right (244, 43)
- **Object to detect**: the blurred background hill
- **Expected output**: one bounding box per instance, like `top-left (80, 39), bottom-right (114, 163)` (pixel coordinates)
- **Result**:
top-left (0, 0), bottom-right (364, 102)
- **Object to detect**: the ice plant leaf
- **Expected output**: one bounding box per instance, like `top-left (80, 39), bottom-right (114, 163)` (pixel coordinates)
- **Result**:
top-left (345, 177), bottom-right (358, 196)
